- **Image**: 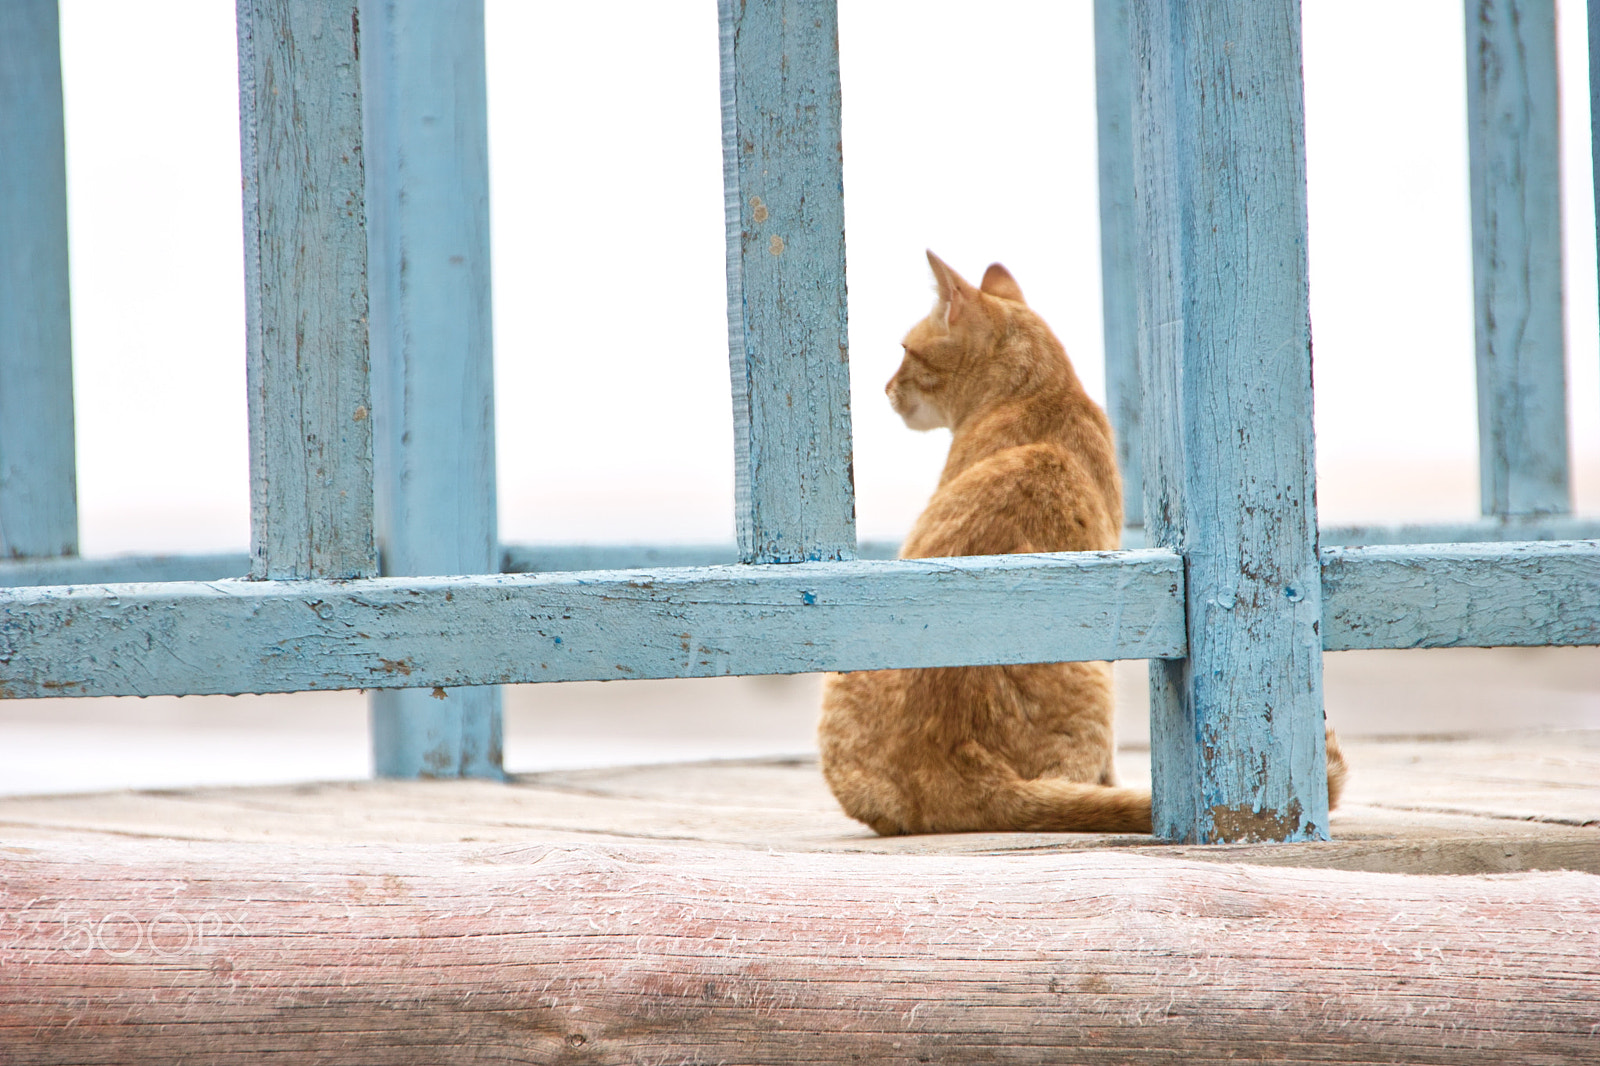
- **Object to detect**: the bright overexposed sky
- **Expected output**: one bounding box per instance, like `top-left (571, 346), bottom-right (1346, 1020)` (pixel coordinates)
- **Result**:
top-left (54, 0), bottom-right (1600, 557)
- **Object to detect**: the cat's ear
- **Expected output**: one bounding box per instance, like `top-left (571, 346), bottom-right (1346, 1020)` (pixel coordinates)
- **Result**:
top-left (980, 263), bottom-right (1025, 304)
top-left (927, 250), bottom-right (977, 327)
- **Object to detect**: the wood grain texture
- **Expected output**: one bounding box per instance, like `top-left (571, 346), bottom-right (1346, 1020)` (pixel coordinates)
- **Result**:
top-left (3, 540), bottom-right (1593, 698)
top-left (4, 520), bottom-right (1591, 587)
top-left (1132, 0), bottom-right (1329, 843)
top-left (1321, 539), bottom-right (1600, 650)
top-left (0, 0), bottom-right (78, 560)
top-left (0, 552), bottom-right (251, 588)
top-left (720, 0), bottom-right (857, 564)
top-left (1, 842), bottom-right (1596, 1064)
top-left (360, 0), bottom-right (501, 780)
top-left (238, 0), bottom-right (376, 580)
top-left (1094, 0), bottom-right (1143, 528)
top-left (1592, 0), bottom-right (1600, 352)
top-left (2, 737), bottom-right (1595, 869)
top-left (0, 550), bottom-right (1188, 698)
top-left (1466, 0), bottom-right (1571, 517)
top-left (501, 539), bottom-right (901, 574)
top-left (1317, 514), bottom-right (1600, 547)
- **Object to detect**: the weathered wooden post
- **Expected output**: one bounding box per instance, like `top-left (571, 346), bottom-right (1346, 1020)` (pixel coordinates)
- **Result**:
top-left (0, 0), bottom-right (78, 561)
top-left (1132, 0), bottom-right (1330, 843)
top-left (361, 0), bottom-right (503, 779)
top-left (1588, 0), bottom-right (1600, 456)
top-left (1094, 0), bottom-right (1143, 532)
top-left (1593, 1), bottom-right (1600, 346)
top-left (237, 0), bottom-right (376, 582)
top-left (1466, 0), bottom-right (1571, 518)
top-left (719, 0), bottom-right (856, 564)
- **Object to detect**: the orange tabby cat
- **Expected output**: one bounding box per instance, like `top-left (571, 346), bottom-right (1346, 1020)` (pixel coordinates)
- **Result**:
top-left (818, 252), bottom-right (1347, 835)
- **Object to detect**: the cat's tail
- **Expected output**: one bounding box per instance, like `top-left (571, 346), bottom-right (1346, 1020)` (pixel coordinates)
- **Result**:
top-left (1000, 724), bottom-right (1348, 836)
top-left (1326, 725), bottom-right (1349, 810)
top-left (1001, 778), bottom-right (1153, 834)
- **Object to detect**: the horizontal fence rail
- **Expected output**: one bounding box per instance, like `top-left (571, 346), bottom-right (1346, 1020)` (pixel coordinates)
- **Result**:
top-left (1321, 540), bottom-right (1600, 650)
top-left (4, 542), bottom-right (1597, 700)
top-left (8, 521), bottom-right (1597, 587)
top-left (0, 551), bottom-right (1188, 699)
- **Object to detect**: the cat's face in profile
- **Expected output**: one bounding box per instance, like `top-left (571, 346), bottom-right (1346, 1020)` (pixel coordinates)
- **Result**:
top-left (886, 251), bottom-right (1028, 432)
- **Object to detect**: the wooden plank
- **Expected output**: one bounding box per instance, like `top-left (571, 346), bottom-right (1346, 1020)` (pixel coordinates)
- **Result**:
top-left (0, 542), bottom-right (901, 588)
top-left (237, 0), bottom-right (376, 580)
top-left (0, 553), bottom-right (250, 588)
top-left (1093, 0), bottom-right (1143, 528)
top-left (1, 842), bottom-right (1597, 1063)
top-left (360, 0), bottom-right (500, 780)
top-left (1466, 0), bottom-right (1571, 516)
top-left (0, 550), bottom-right (1188, 698)
top-left (0, 0), bottom-right (78, 560)
top-left (4, 519), bottom-right (1591, 589)
top-left (1592, 0), bottom-right (1600, 349)
top-left (1132, 1), bottom-right (1329, 843)
top-left (1318, 515), bottom-right (1600, 546)
top-left (503, 543), bottom-right (739, 573)
top-left (500, 539), bottom-right (901, 574)
top-left (719, 0), bottom-right (856, 564)
top-left (1321, 539), bottom-right (1600, 651)
top-left (5, 738), bottom-right (1597, 871)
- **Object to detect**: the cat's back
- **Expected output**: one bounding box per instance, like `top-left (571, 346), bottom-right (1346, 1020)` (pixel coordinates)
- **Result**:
top-left (902, 405), bottom-right (1121, 561)
top-left (901, 443), bottom-right (1116, 559)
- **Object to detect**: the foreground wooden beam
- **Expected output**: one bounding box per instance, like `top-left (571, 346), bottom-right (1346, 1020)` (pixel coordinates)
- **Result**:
top-left (1, 842), bottom-right (1595, 1063)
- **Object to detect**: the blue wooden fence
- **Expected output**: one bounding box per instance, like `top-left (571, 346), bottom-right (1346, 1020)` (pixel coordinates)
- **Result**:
top-left (1, 0), bottom-right (1597, 844)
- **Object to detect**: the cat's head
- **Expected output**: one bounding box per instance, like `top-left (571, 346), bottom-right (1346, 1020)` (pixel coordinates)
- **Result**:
top-left (886, 251), bottom-right (1034, 431)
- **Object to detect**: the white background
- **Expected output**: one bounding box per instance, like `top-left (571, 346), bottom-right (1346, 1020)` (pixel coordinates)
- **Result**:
top-left (56, 0), bottom-right (1600, 553)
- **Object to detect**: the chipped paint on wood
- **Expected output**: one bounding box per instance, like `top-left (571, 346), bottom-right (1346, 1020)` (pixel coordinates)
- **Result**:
top-left (1321, 539), bottom-right (1600, 651)
top-left (237, 0), bottom-right (376, 580)
top-left (4, 539), bottom-right (1589, 695)
top-left (0, 0), bottom-right (78, 560)
top-left (1466, 0), bottom-right (1571, 517)
top-left (1133, 0), bottom-right (1328, 844)
top-left (1094, 0), bottom-right (1142, 528)
top-left (719, 0), bottom-right (857, 563)
top-left (0, 550), bottom-right (1188, 698)
top-left (360, 0), bottom-right (501, 780)
top-left (1591, 0), bottom-right (1600, 343)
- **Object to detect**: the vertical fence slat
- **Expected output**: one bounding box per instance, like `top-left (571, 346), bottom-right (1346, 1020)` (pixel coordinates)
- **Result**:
top-left (1466, 0), bottom-right (1571, 517)
top-left (719, 0), bottom-right (856, 565)
top-left (238, 0), bottom-right (376, 581)
top-left (362, 0), bottom-right (502, 780)
top-left (0, 0), bottom-right (78, 560)
top-left (1094, 0), bottom-right (1143, 531)
top-left (1590, 0), bottom-right (1600, 422)
top-left (1132, 0), bottom-right (1329, 844)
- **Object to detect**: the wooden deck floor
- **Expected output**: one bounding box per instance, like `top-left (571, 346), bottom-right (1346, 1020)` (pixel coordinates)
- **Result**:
top-left (2, 730), bottom-right (1594, 876)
